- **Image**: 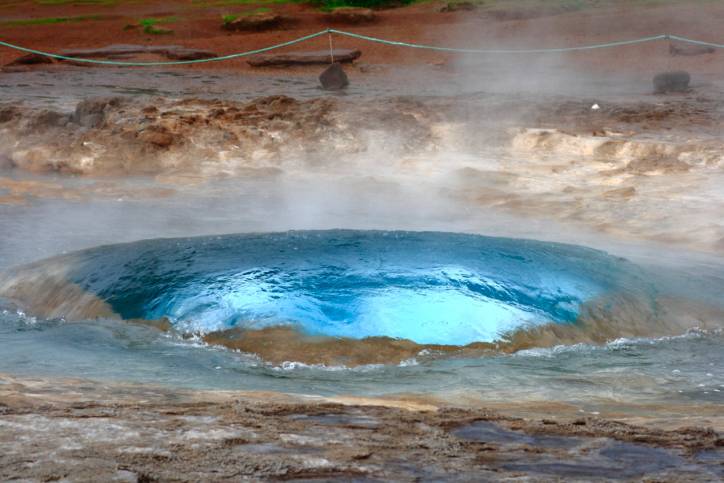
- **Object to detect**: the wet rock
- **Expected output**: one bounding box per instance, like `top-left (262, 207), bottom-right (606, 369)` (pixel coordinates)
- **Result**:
top-left (669, 43), bottom-right (716, 57)
top-left (319, 63), bottom-right (349, 90)
top-left (248, 49), bottom-right (360, 67)
top-left (73, 97), bottom-right (124, 129)
top-left (222, 13), bottom-right (285, 32)
top-left (326, 7), bottom-right (376, 24)
top-left (653, 71), bottom-right (691, 94)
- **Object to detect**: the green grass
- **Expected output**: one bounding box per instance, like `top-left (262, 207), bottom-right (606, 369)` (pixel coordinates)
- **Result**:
top-left (222, 13), bottom-right (239, 24)
top-left (138, 16), bottom-right (178, 35)
top-left (2, 14), bottom-right (106, 27)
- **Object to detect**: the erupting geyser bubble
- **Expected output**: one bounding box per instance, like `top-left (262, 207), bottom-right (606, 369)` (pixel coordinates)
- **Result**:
top-left (0, 230), bottom-right (653, 351)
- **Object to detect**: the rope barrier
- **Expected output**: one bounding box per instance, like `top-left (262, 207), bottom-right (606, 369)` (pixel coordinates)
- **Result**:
top-left (0, 30), bottom-right (329, 66)
top-left (328, 29), bottom-right (669, 54)
top-left (668, 34), bottom-right (724, 49)
top-left (0, 29), bottom-right (723, 66)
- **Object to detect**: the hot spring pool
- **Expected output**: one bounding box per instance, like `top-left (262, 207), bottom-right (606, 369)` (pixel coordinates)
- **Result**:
top-left (0, 230), bottom-right (722, 408)
top-left (0, 230), bottom-right (650, 347)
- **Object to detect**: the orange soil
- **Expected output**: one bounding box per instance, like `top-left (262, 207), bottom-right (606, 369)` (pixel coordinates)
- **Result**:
top-left (1, 1), bottom-right (723, 77)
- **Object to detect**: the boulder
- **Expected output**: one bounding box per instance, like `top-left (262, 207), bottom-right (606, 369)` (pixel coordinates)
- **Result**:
top-left (319, 62), bottom-right (349, 90)
top-left (222, 13), bottom-right (285, 32)
top-left (326, 7), bottom-right (376, 24)
top-left (653, 71), bottom-right (691, 94)
top-left (248, 49), bottom-right (361, 67)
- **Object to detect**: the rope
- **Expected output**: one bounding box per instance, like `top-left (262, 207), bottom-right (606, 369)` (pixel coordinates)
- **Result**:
top-left (668, 34), bottom-right (724, 49)
top-left (328, 29), bottom-right (669, 54)
top-left (0, 30), bottom-right (329, 66)
top-left (0, 29), bottom-right (723, 66)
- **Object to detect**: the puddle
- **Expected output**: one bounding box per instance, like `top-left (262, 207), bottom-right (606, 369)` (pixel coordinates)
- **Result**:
top-left (452, 421), bottom-right (712, 479)
top-left (452, 420), bottom-right (580, 448)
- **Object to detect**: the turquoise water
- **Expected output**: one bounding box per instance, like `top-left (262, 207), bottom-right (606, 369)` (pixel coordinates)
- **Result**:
top-left (3, 231), bottom-right (648, 345)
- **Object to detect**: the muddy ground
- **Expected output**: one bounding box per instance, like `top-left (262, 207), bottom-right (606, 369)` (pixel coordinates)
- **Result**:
top-left (1, 373), bottom-right (722, 482)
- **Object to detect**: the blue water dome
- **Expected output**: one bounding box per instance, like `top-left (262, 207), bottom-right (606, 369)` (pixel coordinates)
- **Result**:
top-left (31, 231), bottom-right (645, 346)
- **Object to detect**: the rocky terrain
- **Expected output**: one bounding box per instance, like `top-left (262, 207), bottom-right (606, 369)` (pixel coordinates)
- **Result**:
top-left (1, 373), bottom-right (722, 482)
top-left (0, 95), bottom-right (439, 176)
top-left (2, 92), bottom-right (723, 253)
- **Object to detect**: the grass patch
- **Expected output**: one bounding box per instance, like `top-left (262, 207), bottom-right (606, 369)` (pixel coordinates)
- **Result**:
top-left (222, 13), bottom-right (239, 24)
top-left (3, 14), bottom-right (106, 27)
top-left (138, 16), bottom-right (178, 35)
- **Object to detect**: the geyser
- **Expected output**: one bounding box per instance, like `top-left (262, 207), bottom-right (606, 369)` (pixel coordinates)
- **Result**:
top-left (0, 230), bottom-right (652, 347)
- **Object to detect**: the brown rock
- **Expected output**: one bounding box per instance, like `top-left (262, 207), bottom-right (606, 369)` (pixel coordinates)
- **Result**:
top-left (326, 7), bottom-right (376, 24)
top-left (248, 49), bottom-right (361, 67)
